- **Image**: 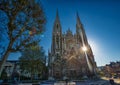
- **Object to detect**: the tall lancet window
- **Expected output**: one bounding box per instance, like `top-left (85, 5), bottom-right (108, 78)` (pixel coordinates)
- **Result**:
top-left (56, 35), bottom-right (59, 49)
top-left (57, 24), bottom-right (58, 28)
top-left (56, 24), bottom-right (59, 33)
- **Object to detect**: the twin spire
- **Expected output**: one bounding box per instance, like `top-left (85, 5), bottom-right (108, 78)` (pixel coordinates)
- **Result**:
top-left (54, 10), bottom-right (83, 35)
top-left (55, 10), bottom-right (82, 25)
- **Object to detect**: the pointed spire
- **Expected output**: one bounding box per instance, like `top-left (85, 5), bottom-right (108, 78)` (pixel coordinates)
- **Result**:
top-left (56, 9), bottom-right (59, 18)
top-left (76, 12), bottom-right (82, 25)
top-left (55, 9), bottom-right (60, 23)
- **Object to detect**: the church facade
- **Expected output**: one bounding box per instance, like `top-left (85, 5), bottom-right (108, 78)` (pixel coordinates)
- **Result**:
top-left (48, 11), bottom-right (97, 80)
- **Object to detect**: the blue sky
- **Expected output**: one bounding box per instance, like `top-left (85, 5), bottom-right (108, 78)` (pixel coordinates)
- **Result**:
top-left (39, 0), bottom-right (120, 66)
top-left (8, 0), bottom-right (120, 66)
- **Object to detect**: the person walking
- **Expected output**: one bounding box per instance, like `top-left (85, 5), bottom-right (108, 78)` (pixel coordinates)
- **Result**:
top-left (109, 78), bottom-right (115, 85)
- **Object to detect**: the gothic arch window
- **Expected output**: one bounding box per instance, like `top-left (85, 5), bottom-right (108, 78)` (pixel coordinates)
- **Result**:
top-left (56, 35), bottom-right (59, 48)
top-left (56, 24), bottom-right (60, 32)
top-left (56, 24), bottom-right (59, 28)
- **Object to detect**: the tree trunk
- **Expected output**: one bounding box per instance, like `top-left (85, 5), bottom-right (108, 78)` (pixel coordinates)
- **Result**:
top-left (0, 50), bottom-right (10, 77)
top-left (0, 41), bottom-right (13, 77)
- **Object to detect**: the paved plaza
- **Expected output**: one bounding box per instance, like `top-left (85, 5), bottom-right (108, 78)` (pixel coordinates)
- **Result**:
top-left (17, 80), bottom-right (118, 85)
top-left (1, 79), bottom-right (120, 85)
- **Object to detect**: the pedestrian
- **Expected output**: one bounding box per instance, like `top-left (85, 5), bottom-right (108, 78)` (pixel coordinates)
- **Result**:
top-left (109, 78), bottom-right (115, 85)
top-left (65, 79), bottom-right (68, 85)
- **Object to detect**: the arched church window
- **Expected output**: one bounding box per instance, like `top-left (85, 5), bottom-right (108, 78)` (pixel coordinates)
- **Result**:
top-left (56, 35), bottom-right (59, 48)
top-left (56, 23), bottom-right (59, 29)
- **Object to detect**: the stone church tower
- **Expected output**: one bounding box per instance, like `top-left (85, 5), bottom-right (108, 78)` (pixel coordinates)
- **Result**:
top-left (48, 11), bottom-right (97, 80)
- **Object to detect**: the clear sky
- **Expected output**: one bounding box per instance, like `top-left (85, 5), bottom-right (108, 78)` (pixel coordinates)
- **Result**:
top-left (7, 0), bottom-right (120, 66)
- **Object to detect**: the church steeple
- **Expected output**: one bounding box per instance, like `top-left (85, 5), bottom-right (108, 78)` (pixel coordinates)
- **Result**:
top-left (55, 9), bottom-right (60, 23)
top-left (53, 9), bottom-right (62, 34)
top-left (76, 12), bottom-right (82, 32)
top-left (76, 12), bottom-right (82, 26)
top-left (76, 12), bottom-right (82, 44)
top-left (52, 10), bottom-right (62, 55)
top-left (76, 12), bottom-right (88, 46)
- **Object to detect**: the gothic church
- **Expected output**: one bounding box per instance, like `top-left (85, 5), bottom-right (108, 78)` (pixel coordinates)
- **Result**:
top-left (48, 11), bottom-right (97, 80)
